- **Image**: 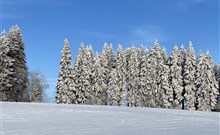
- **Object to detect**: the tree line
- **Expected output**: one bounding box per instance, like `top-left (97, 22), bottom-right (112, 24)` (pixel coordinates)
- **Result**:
top-left (0, 26), bottom-right (219, 111)
top-left (56, 39), bottom-right (219, 111)
top-left (0, 26), bottom-right (48, 102)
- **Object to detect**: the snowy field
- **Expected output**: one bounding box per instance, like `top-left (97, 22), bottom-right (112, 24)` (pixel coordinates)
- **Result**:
top-left (0, 102), bottom-right (219, 135)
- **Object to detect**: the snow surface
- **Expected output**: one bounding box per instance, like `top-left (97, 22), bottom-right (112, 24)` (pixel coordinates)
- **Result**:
top-left (0, 102), bottom-right (219, 135)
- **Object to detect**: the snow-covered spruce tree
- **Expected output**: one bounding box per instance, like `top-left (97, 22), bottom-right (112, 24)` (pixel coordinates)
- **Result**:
top-left (7, 26), bottom-right (28, 102)
top-left (0, 31), bottom-right (15, 101)
top-left (84, 45), bottom-right (95, 105)
top-left (108, 44), bottom-right (126, 106)
top-left (147, 44), bottom-right (158, 108)
top-left (126, 46), bottom-right (141, 107)
top-left (147, 41), bottom-right (166, 108)
top-left (159, 48), bottom-right (172, 108)
top-left (56, 39), bottom-right (76, 104)
top-left (139, 46), bottom-right (152, 107)
top-left (179, 44), bottom-right (187, 109)
top-left (205, 52), bottom-right (219, 110)
top-left (168, 45), bottom-right (183, 109)
top-left (93, 53), bottom-right (107, 105)
top-left (183, 42), bottom-right (197, 110)
top-left (96, 43), bottom-right (114, 105)
top-left (106, 44), bottom-right (115, 105)
top-left (116, 45), bottom-right (127, 106)
top-left (195, 51), bottom-right (209, 111)
top-left (73, 43), bottom-right (87, 104)
top-left (196, 52), bottom-right (219, 111)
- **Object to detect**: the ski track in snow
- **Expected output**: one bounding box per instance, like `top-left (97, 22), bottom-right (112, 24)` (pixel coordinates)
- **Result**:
top-left (0, 102), bottom-right (219, 135)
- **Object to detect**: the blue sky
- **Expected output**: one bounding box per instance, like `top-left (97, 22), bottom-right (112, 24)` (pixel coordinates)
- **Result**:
top-left (1, 0), bottom-right (219, 101)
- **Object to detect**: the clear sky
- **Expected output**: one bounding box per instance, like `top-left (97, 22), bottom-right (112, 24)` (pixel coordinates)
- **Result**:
top-left (1, 0), bottom-right (219, 101)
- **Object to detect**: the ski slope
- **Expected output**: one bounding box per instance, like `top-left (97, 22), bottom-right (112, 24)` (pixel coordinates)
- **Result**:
top-left (0, 102), bottom-right (219, 135)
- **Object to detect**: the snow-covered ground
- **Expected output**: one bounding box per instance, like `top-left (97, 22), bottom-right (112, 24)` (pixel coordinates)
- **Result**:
top-left (0, 102), bottom-right (219, 135)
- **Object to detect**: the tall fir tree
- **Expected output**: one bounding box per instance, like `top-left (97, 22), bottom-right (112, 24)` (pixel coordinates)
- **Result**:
top-left (96, 43), bottom-right (114, 105)
top-left (73, 43), bottom-right (87, 104)
top-left (0, 31), bottom-right (14, 101)
top-left (93, 53), bottom-right (106, 105)
top-left (148, 41), bottom-right (165, 108)
top-left (183, 42), bottom-right (197, 110)
top-left (205, 52), bottom-right (219, 110)
top-left (108, 44), bottom-right (126, 106)
top-left (116, 44), bottom-right (127, 106)
top-left (159, 48), bottom-right (172, 108)
top-left (179, 45), bottom-right (187, 109)
top-left (7, 26), bottom-right (28, 102)
top-left (168, 45), bottom-right (183, 109)
top-left (196, 51), bottom-right (208, 111)
top-left (83, 45), bottom-right (95, 104)
top-left (139, 46), bottom-right (152, 107)
top-left (196, 52), bottom-right (219, 111)
top-left (56, 39), bottom-right (76, 104)
top-left (106, 43), bottom-right (115, 105)
top-left (126, 46), bottom-right (141, 107)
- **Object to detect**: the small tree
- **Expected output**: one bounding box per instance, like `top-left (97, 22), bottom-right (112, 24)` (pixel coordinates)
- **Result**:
top-left (28, 71), bottom-right (49, 102)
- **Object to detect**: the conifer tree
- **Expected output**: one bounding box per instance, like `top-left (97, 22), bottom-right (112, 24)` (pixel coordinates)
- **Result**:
top-left (126, 46), bottom-right (141, 107)
top-left (196, 51), bottom-right (208, 110)
top-left (106, 43), bottom-right (115, 105)
top-left (108, 44), bottom-right (126, 106)
top-left (7, 26), bottom-right (28, 102)
top-left (196, 52), bottom-right (219, 111)
top-left (84, 45), bottom-right (95, 104)
top-left (205, 53), bottom-right (219, 110)
top-left (148, 41), bottom-right (165, 108)
top-left (116, 45), bottom-right (127, 106)
top-left (93, 53), bottom-right (106, 105)
top-left (183, 42), bottom-right (197, 110)
top-left (0, 31), bottom-right (14, 101)
top-left (96, 43), bottom-right (114, 105)
top-left (56, 39), bottom-right (75, 104)
top-left (139, 46), bottom-right (151, 107)
top-left (73, 43), bottom-right (87, 104)
top-left (168, 45), bottom-right (183, 109)
top-left (179, 45), bottom-right (187, 109)
top-left (160, 48), bottom-right (172, 108)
